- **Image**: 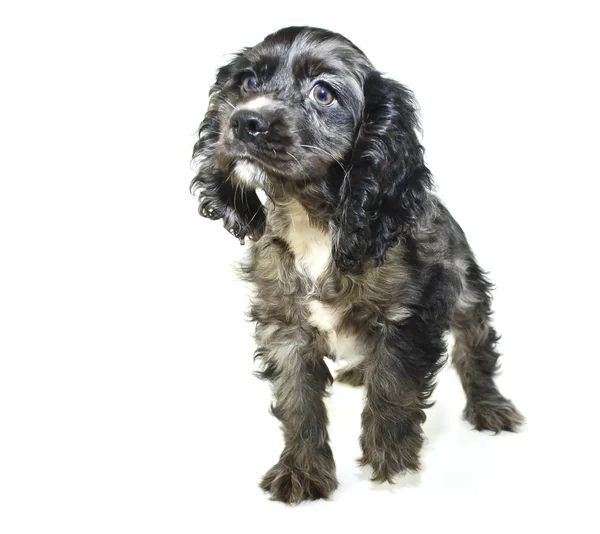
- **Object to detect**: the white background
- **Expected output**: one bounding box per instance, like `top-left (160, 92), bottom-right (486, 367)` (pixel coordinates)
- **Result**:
top-left (1, 1), bottom-right (599, 532)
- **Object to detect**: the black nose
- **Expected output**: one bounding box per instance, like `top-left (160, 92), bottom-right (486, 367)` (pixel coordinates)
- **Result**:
top-left (229, 110), bottom-right (270, 142)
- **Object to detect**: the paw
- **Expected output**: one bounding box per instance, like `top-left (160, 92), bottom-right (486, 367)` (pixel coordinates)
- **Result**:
top-left (464, 396), bottom-right (525, 433)
top-left (260, 461), bottom-right (338, 504)
top-left (335, 366), bottom-right (365, 387)
top-left (359, 429), bottom-right (423, 483)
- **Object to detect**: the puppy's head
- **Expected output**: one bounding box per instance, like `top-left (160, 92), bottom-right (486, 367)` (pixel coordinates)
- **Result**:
top-left (192, 26), bottom-right (431, 272)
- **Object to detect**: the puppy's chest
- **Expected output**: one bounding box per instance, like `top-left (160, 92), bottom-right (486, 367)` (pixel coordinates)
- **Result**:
top-left (282, 202), bottom-right (360, 362)
top-left (284, 201), bottom-right (332, 283)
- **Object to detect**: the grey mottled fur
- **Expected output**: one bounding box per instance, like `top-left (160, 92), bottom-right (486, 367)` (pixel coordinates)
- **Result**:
top-left (191, 27), bottom-right (524, 503)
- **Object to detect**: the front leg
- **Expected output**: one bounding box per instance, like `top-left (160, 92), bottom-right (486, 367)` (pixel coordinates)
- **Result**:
top-left (359, 267), bottom-right (456, 482)
top-left (255, 321), bottom-right (338, 504)
top-left (359, 319), bottom-right (447, 482)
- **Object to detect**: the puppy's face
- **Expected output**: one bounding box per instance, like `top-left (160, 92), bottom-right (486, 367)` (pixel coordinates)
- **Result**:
top-left (211, 27), bottom-right (372, 190)
top-left (192, 26), bottom-right (430, 273)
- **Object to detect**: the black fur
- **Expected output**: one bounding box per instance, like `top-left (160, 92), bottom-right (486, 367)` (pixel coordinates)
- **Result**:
top-left (333, 72), bottom-right (433, 273)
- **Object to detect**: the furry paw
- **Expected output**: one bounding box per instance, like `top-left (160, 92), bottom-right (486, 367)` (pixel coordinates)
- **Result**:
top-left (464, 396), bottom-right (525, 433)
top-left (359, 425), bottom-right (423, 483)
top-left (358, 446), bottom-right (421, 483)
top-left (335, 366), bottom-right (365, 386)
top-left (260, 460), bottom-right (338, 504)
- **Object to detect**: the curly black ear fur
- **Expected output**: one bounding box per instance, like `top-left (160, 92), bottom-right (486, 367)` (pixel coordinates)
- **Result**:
top-left (190, 61), bottom-right (266, 242)
top-left (332, 72), bottom-right (433, 273)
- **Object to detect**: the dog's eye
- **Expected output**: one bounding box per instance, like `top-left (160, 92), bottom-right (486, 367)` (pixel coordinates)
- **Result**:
top-left (242, 76), bottom-right (258, 92)
top-left (311, 83), bottom-right (335, 105)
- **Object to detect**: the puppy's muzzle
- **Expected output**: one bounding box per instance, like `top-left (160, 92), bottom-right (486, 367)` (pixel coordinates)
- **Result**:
top-left (230, 110), bottom-right (270, 143)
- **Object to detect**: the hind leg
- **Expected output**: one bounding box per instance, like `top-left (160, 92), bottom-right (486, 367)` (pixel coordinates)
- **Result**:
top-left (451, 271), bottom-right (524, 432)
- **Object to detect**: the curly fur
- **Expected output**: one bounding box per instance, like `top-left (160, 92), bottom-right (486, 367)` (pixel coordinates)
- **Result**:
top-left (191, 26), bottom-right (524, 504)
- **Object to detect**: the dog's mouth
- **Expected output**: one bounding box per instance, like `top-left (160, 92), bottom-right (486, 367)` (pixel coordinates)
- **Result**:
top-left (224, 143), bottom-right (299, 185)
top-left (227, 157), bottom-right (265, 188)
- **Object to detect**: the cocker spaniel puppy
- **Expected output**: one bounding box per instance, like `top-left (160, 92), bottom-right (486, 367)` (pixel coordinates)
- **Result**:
top-left (191, 26), bottom-right (523, 503)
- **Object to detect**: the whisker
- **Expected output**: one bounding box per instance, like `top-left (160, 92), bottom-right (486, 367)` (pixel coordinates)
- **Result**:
top-left (299, 144), bottom-right (346, 173)
top-left (214, 168), bottom-right (233, 193)
top-left (222, 98), bottom-right (236, 110)
top-left (285, 151), bottom-right (311, 179)
top-left (285, 151), bottom-right (302, 166)
top-left (241, 202), bottom-right (261, 236)
top-left (233, 182), bottom-right (238, 214)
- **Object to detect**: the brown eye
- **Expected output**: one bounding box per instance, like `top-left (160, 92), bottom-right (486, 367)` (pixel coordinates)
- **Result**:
top-left (242, 76), bottom-right (258, 91)
top-left (311, 83), bottom-right (335, 105)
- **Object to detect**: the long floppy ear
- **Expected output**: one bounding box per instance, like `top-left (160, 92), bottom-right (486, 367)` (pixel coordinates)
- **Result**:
top-left (190, 60), bottom-right (265, 242)
top-left (332, 72), bottom-right (433, 273)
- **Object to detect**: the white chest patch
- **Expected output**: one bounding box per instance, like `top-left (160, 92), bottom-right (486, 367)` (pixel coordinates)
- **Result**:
top-left (285, 200), bottom-right (332, 281)
top-left (282, 201), bottom-right (364, 364)
top-left (307, 300), bottom-right (363, 364)
top-left (307, 299), bottom-right (338, 331)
